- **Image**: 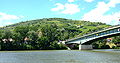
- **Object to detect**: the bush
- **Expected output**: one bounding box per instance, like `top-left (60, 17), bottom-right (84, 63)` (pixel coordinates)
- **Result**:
top-left (101, 45), bottom-right (110, 49)
top-left (112, 46), bottom-right (120, 49)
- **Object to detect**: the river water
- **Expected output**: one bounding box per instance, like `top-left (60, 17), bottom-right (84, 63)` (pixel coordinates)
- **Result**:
top-left (0, 49), bottom-right (120, 63)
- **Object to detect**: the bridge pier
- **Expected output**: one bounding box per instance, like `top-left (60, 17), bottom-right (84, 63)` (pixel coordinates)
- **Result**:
top-left (79, 45), bottom-right (93, 50)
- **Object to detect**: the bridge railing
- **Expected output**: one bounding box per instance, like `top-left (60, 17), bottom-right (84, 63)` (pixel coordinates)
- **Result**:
top-left (65, 25), bottom-right (120, 43)
top-left (66, 30), bottom-right (120, 44)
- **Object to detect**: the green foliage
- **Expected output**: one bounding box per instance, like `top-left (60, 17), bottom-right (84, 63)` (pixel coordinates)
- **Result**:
top-left (36, 36), bottom-right (49, 49)
top-left (101, 45), bottom-right (110, 49)
top-left (49, 41), bottom-right (67, 50)
top-left (0, 18), bottom-right (110, 50)
top-left (92, 35), bottom-right (120, 49)
top-left (112, 36), bottom-right (120, 43)
top-left (112, 46), bottom-right (120, 49)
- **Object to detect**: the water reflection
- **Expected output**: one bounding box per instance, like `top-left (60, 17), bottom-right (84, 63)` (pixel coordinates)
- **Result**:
top-left (93, 49), bottom-right (120, 52)
top-left (0, 50), bottom-right (120, 63)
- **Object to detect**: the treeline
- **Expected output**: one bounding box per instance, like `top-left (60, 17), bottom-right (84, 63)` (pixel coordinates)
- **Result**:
top-left (92, 35), bottom-right (120, 49)
top-left (0, 18), bottom-right (111, 50)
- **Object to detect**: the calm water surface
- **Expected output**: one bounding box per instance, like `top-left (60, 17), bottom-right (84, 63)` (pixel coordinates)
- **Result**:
top-left (0, 49), bottom-right (120, 63)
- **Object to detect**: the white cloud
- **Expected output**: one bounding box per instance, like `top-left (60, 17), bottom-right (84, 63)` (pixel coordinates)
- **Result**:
top-left (84, 0), bottom-right (94, 2)
top-left (68, 0), bottom-right (75, 2)
top-left (51, 3), bottom-right (80, 15)
top-left (61, 3), bottom-right (80, 15)
top-left (0, 12), bottom-right (24, 27)
top-left (0, 21), bottom-right (14, 27)
top-left (107, 0), bottom-right (120, 7)
top-left (51, 3), bottom-right (64, 11)
top-left (82, 2), bottom-right (110, 22)
top-left (6, 22), bottom-right (14, 25)
top-left (108, 12), bottom-right (120, 25)
top-left (82, 0), bottom-right (120, 25)
top-left (0, 12), bottom-right (20, 21)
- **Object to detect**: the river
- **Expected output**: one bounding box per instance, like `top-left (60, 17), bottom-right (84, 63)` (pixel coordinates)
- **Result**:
top-left (0, 49), bottom-right (120, 63)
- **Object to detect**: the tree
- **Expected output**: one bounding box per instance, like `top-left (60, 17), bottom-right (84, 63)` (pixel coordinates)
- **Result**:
top-left (49, 41), bottom-right (60, 49)
top-left (0, 18), bottom-right (110, 50)
top-left (14, 26), bottom-right (30, 43)
top-left (26, 30), bottom-right (39, 49)
top-left (37, 36), bottom-right (49, 49)
top-left (0, 30), bottom-right (15, 50)
top-left (41, 24), bottom-right (58, 42)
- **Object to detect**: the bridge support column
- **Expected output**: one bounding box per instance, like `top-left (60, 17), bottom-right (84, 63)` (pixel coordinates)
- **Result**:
top-left (79, 45), bottom-right (93, 50)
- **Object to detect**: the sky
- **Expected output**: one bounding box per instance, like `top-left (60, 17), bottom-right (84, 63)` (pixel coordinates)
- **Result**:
top-left (0, 0), bottom-right (120, 27)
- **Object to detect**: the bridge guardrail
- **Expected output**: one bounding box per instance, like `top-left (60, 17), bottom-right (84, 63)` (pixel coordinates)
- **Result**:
top-left (65, 25), bottom-right (120, 43)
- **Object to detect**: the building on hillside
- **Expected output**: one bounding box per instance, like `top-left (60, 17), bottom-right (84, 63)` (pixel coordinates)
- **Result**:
top-left (24, 37), bottom-right (30, 44)
top-left (2, 38), bottom-right (13, 43)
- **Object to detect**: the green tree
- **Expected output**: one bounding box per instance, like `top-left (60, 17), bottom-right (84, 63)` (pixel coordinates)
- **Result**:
top-left (37, 36), bottom-right (49, 49)
top-left (14, 26), bottom-right (30, 43)
top-left (26, 30), bottom-right (39, 49)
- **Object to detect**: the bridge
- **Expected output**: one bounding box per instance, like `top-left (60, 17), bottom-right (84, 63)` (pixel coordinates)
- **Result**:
top-left (64, 25), bottom-right (120, 50)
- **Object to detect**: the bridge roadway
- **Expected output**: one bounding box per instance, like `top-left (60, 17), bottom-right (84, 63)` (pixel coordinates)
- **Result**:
top-left (64, 25), bottom-right (120, 50)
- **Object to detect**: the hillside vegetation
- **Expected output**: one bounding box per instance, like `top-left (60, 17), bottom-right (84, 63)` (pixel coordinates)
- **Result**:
top-left (0, 18), bottom-right (112, 50)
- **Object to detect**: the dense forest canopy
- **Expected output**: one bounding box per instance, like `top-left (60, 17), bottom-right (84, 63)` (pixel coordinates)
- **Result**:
top-left (0, 18), bottom-right (119, 50)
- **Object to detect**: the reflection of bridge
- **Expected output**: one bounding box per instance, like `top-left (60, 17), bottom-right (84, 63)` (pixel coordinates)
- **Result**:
top-left (65, 25), bottom-right (120, 50)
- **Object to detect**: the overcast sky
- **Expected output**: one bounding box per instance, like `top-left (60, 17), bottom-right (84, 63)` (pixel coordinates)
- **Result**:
top-left (0, 0), bottom-right (120, 27)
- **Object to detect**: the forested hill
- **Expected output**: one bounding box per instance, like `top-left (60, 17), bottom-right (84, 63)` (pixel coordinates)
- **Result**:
top-left (0, 18), bottom-right (111, 50)
top-left (1, 18), bottom-right (110, 32)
